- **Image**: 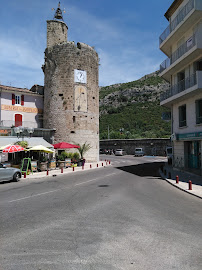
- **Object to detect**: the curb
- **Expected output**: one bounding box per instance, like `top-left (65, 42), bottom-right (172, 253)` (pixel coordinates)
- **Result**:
top-left (24, 162), bottom-right (111, 180)
top-left (159, 169), bottom-right (202, 200)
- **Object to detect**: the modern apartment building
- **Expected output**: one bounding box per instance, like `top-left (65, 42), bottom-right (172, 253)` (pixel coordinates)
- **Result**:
top-left (159, 0), bottom-right (202, 175)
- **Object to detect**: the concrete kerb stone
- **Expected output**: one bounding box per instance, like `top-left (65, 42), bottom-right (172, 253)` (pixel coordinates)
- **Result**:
top-left (159, 168), bottom-right (202, 200)
top-left (25, 162), bottom-right (110, 180)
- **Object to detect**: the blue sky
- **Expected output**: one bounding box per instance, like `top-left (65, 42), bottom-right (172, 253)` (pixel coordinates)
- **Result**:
top-left (0, 0), bottom-right (173, 88)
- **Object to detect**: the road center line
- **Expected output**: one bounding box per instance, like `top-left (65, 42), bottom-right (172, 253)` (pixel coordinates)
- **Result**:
top-left (8, 172), bottom-right (118, 203)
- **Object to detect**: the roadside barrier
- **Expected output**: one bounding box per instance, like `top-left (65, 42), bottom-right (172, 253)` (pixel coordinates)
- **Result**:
top-left (102, 163), bottom-right (103, 166)
top-left (73, 167), bottom-right (75, 172)
top-left (97, 164), bottom-right (98, 167)
top-left (188, 180), bottom-right (192, 190)
top-left (24, 172), bottom-right (26, 178)
top-left (176, 175), bottom-right (179, 184)
top-left (46, 170), bottom-right (49, 176)
top-left (61, 167), bottom-right (63, 173)
top-left (90, 164), bottom-right (92, 168)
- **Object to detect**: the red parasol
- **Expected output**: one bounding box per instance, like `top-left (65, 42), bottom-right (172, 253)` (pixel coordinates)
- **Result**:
top-left (2, 145), bottom-right (25, 153)
top-left (53, 142), bottom-right (80, 149)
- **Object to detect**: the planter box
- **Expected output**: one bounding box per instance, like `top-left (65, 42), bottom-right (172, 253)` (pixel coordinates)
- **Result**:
top-left (58, 161), bottom-right (65, 169)
top-left (40, 162), bottom-right (48, 171)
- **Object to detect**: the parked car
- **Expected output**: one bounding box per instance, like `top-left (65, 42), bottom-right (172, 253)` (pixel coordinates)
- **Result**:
top-left (0, 163), bottom-right (21, 183)
top-left (115, 149), bottom-right (126, 156)
top-left (99, 148), bottom-right (105, 154)
top-left (134, 148), bottom-right (145, 156)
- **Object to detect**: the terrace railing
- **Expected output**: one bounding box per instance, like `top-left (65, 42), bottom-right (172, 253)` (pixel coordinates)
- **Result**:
top-left (160, 73), bottom-right (197, 102)
top-left (160, 34), bottom-right (196, 73)
top-left (159, 0), bottom-right (195, 45)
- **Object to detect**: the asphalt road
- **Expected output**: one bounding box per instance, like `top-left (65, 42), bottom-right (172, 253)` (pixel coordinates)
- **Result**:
top-left (0, 155), bottom-right (201, 270)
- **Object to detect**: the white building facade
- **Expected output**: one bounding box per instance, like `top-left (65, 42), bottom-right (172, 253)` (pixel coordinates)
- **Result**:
top-left (159, 0), bottom-right (202, 175)
top-left (0, 85), bottom-right (43, 136)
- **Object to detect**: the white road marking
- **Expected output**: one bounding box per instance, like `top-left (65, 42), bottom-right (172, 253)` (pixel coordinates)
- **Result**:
top-left (8, 173), bottom-right (118, 203)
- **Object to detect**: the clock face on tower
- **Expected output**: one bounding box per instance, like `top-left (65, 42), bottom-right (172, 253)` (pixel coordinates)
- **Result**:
top-left (74, 86), bottom-right (87, 112)
top-left (74, 69), bottom-right (87, 84)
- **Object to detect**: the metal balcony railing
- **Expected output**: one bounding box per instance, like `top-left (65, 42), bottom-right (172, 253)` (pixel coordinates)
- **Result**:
top-left (0, 120), bottom-right (43, 128)
top-left (171, 34), bottom-right (196, 63)
top-left (160, 34), bottom-right (196, 73)
top-left (160, 58), bottom-right (171, 73)
top-left (160, 73), bottom-right (197, 102)
top-left (159, 0), bottom-right (195, 45)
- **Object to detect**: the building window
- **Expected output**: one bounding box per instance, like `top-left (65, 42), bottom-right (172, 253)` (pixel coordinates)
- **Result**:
top-left (15, 95), bottom-right (20, 105)
top-left (179, 104), bottom-right (186, 127)
top-left (196, 99), bottom-right (202, 124)
top-left (12, 94), bottom-right (24, 106)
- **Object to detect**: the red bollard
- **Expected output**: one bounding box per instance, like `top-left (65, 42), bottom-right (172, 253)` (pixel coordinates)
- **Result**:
top-left (188, 180), bottom-right (192, 190)
top-left (24, 172), bottom-right (26, 178)
top-left (61, 167), bottom-right (63, 173)
top-left (97, 164), bottom-right (98, 167)
top-left (73, 166), bottom-right (75, 171)
top-left (82, 165), bottom-right (84, 170)
top-left (109, 161), bottom-right (111, 165)
top-left (90, 164), bottom-right (92, 169)
top-left (102, 163), bottom-right (103, 166)
top-left (46, 170), bottom-right (49, 176)
top-left (176, 175), bottom-right (179, 184)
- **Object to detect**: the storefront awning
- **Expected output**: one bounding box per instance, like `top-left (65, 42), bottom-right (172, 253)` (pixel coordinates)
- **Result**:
top-left (0, 137), bottom-right (54, 149)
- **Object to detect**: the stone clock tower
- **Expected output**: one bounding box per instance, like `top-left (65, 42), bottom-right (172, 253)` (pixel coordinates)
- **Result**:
top-left (42, 3), bottom-right (99, 162)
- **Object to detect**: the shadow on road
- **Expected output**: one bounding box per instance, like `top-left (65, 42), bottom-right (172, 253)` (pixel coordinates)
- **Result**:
top-left (116, 162), bottom-right (165, 178)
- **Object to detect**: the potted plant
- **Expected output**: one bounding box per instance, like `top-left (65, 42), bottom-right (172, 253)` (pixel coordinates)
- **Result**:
top-left (76, 142), bottom-right (91, 166)
top-left (57, 151), bottom-right (67, 169)
top-left (39, 156), bottom-right (48, 171)
top-left (71, 152), bottom-right (80, 166)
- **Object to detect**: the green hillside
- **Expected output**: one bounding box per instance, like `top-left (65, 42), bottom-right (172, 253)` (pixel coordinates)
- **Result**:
top-left (99, 74), bottom-right (171, 139)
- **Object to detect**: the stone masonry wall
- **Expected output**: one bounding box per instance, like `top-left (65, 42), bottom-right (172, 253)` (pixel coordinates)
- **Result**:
top-left (100, 138), bottom-right (171, 156)
top-left (43, 24), bottom-right (99, 162)
top-left (47, 20), bottom-right (68, 48)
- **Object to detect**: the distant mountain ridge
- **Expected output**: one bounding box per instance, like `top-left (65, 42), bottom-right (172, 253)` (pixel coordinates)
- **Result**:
top-left (99, 71), bottom-right (171, 139)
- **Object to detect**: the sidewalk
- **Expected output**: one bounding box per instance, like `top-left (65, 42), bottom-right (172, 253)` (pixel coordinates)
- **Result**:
top-left (160, 164), bottom-right (202, 199)
top-left (24, 161), bottom-right (111, 180)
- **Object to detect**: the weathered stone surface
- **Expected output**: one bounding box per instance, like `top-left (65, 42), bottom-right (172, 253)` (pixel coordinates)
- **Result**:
top-left (43, 20), bottom-right (99, 162)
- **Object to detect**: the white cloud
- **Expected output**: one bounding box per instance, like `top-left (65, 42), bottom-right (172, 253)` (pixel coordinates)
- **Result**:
top-left (0, 39), bottom-right (43, 70)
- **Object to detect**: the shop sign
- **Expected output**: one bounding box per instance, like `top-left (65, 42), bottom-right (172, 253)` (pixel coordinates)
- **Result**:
top-left (1, 104), bottom-right (43, 114)
top-left (177, 132), bottom-right (202, 140)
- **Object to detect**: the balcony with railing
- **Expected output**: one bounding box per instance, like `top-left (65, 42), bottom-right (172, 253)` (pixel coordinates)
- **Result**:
top-left (159, 0), bottom-right (195, 45)
top-left (0, 120), bottom-right (43, 129)
top-left (160, 73), bottom-right (197, 103)
top-left (160, 34), bottom-right (196, 73)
